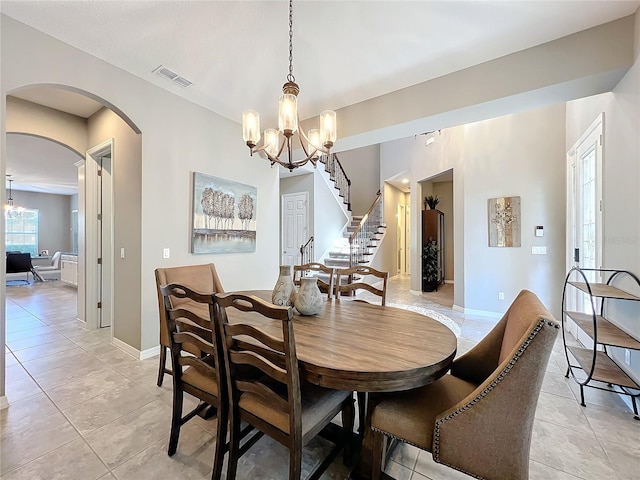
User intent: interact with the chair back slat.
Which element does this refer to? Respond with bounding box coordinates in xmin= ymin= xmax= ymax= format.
xmin=235 ymin=379 xmax=290 ymax=412
xmin=173 ymin=331 xmax=216 ymax=357
xmin=225 ymin=323 xmax=285 ymax=354
xmin=169 ymin=307 xmax=213 ymax=330
xmin=230 ymin=350 xmax=288 ymax=384
xmin=178 ymin=355 xmax=219 ymax=382
xmin=335 ymin=265 xmax=389 ymax=305
xmin=293 ymin=262 xmax=335 ymax=296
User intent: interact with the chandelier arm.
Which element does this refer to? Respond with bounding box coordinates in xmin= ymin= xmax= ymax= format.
xmin=298 ymin=128 xmax=328 ymax=156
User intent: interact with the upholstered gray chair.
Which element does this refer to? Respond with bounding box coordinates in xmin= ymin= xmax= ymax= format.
xmin=370 ymin=289 xmax=559 ymax=480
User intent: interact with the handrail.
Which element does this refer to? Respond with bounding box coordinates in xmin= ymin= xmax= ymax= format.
xmin=319 ymin=153 xmax=351 ymax=212
xmin=348 ymin=190 xmax=383 ymax=267
xmin=349 ymin=190 xmax=382 ymax=243
xmin=299 ymin=236 xmax=314 ymax=265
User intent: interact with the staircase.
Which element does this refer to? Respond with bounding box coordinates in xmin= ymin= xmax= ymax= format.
xmin=299 ymin=155 xmax=386 ymax=283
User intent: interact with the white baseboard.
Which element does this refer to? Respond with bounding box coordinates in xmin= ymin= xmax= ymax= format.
xmin=0 ymin=395 xmax=8 ymax=410
xmin=462 ymin=307 xmax=503 ymax=319
xmin=111 ymin=337 xmax=140 ymax=360
xmin=445 ymin=280 xmax=454 ymax=284
xmin=453 ymin=304 xmax=464 ymax=313
xmin=140 ymin=345 xmax=160 ymax=361
xmin=409 ymin=289 xmax=422 ymax=295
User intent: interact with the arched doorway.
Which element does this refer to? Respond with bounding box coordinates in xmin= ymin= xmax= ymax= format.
xmin=5 ymin=85 xmax=142 ymax=335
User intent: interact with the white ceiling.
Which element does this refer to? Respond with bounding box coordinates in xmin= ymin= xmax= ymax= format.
xmin=2 ymin=0 xmax=639 ymax=193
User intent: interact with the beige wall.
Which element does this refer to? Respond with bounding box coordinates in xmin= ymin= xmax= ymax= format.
xmin=6 ymin=96 xmax=87 ymax=155
xmin=1 ymin=16 xmax=281 ymax=359
xmin=10 ymin=190 xmax=73 ymax=255
xmin=88 ymin=107 xmax=142 ymax=348
xmin=304 ymin=16 xmax=635 ymax=153
xmin=382 ymin=103 xmax=567 ymax=316
xmin=338 ymin=145 xmax=381 ymax=215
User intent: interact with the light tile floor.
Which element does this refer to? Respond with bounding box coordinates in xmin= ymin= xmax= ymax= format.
xmin=2 ymin=277 xmax=639 ymax=479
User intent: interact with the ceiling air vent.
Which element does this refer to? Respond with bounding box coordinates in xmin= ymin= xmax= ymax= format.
xmin=152 ymin=65 xmax=193 ymax=88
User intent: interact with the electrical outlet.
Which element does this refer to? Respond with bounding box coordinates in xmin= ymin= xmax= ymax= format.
xmin=498 ymin=292 xmax=505 ymax=300
xmin=625 ymin=349 xmax=631 ymax=366
xmin=163 ymin=248 xmax=170 ymax=259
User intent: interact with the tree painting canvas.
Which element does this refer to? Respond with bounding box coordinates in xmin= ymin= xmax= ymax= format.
xmin=192 ymin=172 xmax=257 ymax=254
xmin=488 ymin=196 xmax=521 ymax=247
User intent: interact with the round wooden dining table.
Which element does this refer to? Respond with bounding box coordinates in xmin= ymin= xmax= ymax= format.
xmin=230 ymin=292 xmax=458 ymax=479
xmin=233 ymin=291 xmax=458 ymax=392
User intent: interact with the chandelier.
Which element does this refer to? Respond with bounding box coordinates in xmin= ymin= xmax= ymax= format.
xmin=5 ymin=176 xmax=23 ymax=218
xmin=242 ymin=0 xmax=337 ymax=171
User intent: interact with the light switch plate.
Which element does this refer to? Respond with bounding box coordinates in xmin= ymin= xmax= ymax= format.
xmin=532 ymin=246 xmax=547 ymax=255
xmin=163 ymin=248 xmax=170 ymax=259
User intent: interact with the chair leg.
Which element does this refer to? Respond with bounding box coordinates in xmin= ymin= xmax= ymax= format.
xmin=157 ymin=345 xmax=167 ymax=387
xmin=168 ymin=384 xmax=183 ymax=456
xmin=211 ymin=403 xmax=227 ymax=480
xmin=225 ymin=409 xmax=241 ymax=480
xmin=289 ymin=444 xmax=302 ymax=480
xmin=371 ymin=430 xmax=385 ymax=480
xmin=357 ymin=391 xmax=367 ymax=438
xmin=342 ymin=395 xmax=356 ymax=463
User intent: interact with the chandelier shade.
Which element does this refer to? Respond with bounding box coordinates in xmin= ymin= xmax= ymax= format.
xmin=242 ymin=0 xmax=337 ymax=171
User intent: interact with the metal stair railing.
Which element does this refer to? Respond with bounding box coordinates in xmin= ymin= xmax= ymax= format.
xmin=299 ymin=236 xmax=314 ymax=265
xmin=318 ymin=153 xmax=351 ymax=212
xmin=348 ymin=190 xmax=384 ymax=267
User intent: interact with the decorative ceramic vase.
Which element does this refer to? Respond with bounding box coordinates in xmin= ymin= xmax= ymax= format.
xmin=294 ymin=276 xmax=323 ymax=316
xmin=272 ymin=265 xmax=295 ymax=306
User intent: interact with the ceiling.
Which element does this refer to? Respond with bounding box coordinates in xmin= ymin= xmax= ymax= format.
xmin=3 ymin=1 xmax=639 ymax=193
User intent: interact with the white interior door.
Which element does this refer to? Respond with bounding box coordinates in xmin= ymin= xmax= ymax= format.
xmin=281 ymin=192 xmax=308 ymax=266
xmin=566 ymin=114 xmax=603 ymax=317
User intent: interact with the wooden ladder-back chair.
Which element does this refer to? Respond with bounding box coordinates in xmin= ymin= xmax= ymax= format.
xmin=293 ymin=262 xmax=335 ymax=296
xmin=159 ymin=283 xmax=227 ymax=480
xmin=215 ymin=292 xmax=355 ymax=480
xmin=155 ymin=264 xmax=225 ymax=386
xmin=370 ymin=290 xmax=560 ymax=480
xmin=334 ymin=266 xmax=389 ymax=305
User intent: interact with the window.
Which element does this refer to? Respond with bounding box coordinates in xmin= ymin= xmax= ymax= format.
xmin=6 ymin=209 xmax=39 ymax=256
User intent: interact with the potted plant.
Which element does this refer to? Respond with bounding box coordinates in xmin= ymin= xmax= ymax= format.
xmin=422 ymin=237 xmax=440 ymax=292
xmin=424 ymin=195 xmax=440 ymax=210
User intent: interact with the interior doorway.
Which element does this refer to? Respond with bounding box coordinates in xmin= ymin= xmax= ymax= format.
xmin=397 ymin=203 xmax=411 ymax=275
xmin=281 ymin=192 xmax=309 ymax=266
xmin=84 ymin=140 xmax=113 ymax=330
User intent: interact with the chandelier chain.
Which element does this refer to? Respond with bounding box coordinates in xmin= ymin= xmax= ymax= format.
xmin=287 ymin=0 xmax=295 ymax=82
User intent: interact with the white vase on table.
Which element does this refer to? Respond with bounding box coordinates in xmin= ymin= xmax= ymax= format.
xmin=294 ymin=276 xmax=323 ymax=315
xmin=272 ymin=265 xmax=295 ymax=306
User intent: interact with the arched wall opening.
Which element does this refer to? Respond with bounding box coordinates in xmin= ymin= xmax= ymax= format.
xmin=4 ymin=85 xmax=143 ymax=354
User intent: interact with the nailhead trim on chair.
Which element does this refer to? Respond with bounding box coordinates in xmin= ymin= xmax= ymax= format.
xmin=372 ymin=317 xmax=559 ymax=480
